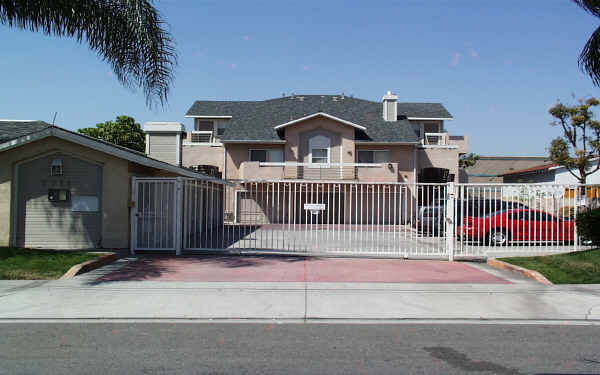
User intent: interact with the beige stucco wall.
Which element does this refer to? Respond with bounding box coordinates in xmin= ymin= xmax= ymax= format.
xmin=0 ymin=136 xmax=180 ymax=248
xmin=284 ymin=117 xmax=355 ymax=164
xmin=224 ymin=144 xmax=285 ymax=180
xmin=355 ymin=144 xmax=416 ymax=183
xmin=417 ymin=148 xmax=459 ymax=182
xmin=182 ymin=144 xmax=224 ymax=172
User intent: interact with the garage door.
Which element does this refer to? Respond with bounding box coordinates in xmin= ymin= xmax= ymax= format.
xmin=15 ymin=153 xmax=102 ymax=249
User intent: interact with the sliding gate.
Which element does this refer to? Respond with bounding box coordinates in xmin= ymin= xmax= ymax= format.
xmin=184 ymin=180 xmax=449 ymax=257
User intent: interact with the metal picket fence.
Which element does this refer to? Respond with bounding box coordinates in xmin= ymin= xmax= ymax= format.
xmin=131 ymin=177 xmax=599 ymax=258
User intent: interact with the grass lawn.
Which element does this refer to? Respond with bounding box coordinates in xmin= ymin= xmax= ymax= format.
xmin=0 ymin=247 xmax=101 ymax=280
xmin=500 ymin=248 xmax=600 ymax=284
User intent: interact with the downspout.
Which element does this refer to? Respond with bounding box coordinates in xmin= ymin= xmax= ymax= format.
xmin=413 ymin=145 xmax=418 ymax=183
xmin=223 ymin=144 xmax=227 ymax=179
xmin=413 ymin=145 xmax=418 ymax=220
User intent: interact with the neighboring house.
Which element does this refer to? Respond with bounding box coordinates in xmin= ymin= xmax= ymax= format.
xmin=145 ymin=91 xmax=468 ymax=184
xmin=464 ymin=156 xmax=551 ymax=183
xmin=501 ymin=159 xmax=600 ymax=184
xmin=0 ymin=120 xmax=214 ymax=249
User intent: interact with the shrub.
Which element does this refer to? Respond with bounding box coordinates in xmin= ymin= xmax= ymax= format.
xmin=576 ymin=207 xmax=600 ymax=246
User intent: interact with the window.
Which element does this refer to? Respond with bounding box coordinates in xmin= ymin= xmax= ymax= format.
xmin=249 ymin=149 xmax=283 ymax=163
xmin=311 ymin=149 xmax=328 ymax=164
xmin=50 ymin=159 xmax=63 ymax=176
xmin=195 ymin=120 xmax=213 ymax=131
xmin=217 ymin=127 xmax=226 ymax=136
xmin=308 ymin=135 xmax=330 ymax=165
xmin=357 ymin=150 xmax=390 ymax=163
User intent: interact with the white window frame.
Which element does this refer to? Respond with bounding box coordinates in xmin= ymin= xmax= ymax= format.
xmin=357 ymin=150 xmax=390 ymax=164
xmin=50 ymin=159 xmax=63 ymax=176
xmin=308 ymin=135 xmax=331 ymax=167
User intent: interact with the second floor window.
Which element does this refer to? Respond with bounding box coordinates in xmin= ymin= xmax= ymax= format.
xmin=308 ymin=135 xmax=331 ymax=165
xmin=357 ymin=150 xmax=390 ymax=163
xmin=311 ymin=149 xmax=328 ymax=164
xmin=249 ymin=149 xmax=283 ymax=163
xmin=195 ymin=120 xmax=213 ymax=131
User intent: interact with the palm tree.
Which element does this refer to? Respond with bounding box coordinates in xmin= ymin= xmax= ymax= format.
xmin=0 ymin=0 xmax=177 ymax=108
xmin=574 ymin=0 xmax=600 ymax=85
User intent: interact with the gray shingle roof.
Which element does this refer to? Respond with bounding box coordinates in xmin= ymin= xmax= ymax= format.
xmin=0 ymin=120 xmax=214 ymax=179
xmin=0 ymin=120 xmax=52 ymax=142
xmin=185 ymin=95 xmax=452 ymax=143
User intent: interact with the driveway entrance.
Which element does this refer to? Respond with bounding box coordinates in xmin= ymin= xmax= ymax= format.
xmin=97 ymin=256 xmax=511 ymax=283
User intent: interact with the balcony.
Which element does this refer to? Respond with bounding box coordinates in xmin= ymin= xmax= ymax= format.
xmin=424 ymin=132 xmax=448 ymax=146
xmin=183 ymin=131 xmax=222 ymax=146
xmin=422 ymin=133 xmax=469 ymax=153
xmin=240 ymin=162 xmax=400 ymax=182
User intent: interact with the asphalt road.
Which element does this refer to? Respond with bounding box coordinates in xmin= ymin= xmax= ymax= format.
xmin=2 ymin=323 xmax=600 ymax=375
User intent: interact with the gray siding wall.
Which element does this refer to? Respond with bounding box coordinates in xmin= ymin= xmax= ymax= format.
xmin=16 ymin=153 xmax=102 ymax=249
xmin=148 ymin=133 xmax=179 ymax=165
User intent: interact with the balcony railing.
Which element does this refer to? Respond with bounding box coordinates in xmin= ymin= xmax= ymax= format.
xmin=424 ymin=132 xmax=448 ymax=146
xmin=189 ymin=131 xmax=215 ymax=144
xmin=240 ymin=162 xmax=399 ymax=181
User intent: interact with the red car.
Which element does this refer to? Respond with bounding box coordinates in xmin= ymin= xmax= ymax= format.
xmin=461 ymin=208 xmax=575 ymax=246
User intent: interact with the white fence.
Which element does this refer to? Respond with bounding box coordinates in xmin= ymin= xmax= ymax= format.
xmin=131 ymin=177 xmax=599 ymax=258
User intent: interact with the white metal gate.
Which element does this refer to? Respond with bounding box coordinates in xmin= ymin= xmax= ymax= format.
xmin=187 ymin=180 xmax=449 ymax=257
xmin=131 ymin=177 xmax=599 ymax=258
xmin=131 ymin=178 xmax=179 ymax=251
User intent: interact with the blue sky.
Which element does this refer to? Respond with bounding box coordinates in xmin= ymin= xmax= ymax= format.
xmin=1 ymin=0 xmax=599 ymax=156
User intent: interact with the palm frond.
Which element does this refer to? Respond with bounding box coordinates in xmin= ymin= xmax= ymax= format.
xmin=574 ymin=0 xmax=600 ymax=86
xmin=579 ymin=25 xmax=600 ymax=86
xmin=0 ymin=0 xmax=177 ymax=108
xmin=573 ymin=0 xmax=600 ymax=18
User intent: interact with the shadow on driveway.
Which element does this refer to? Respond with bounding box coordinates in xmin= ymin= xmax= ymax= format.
xmin=91 ymin=254 xmax=322 ymax=284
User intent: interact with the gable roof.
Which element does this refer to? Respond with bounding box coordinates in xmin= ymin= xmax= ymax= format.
xmin=185 ymin=95 xmax=452 ymax=143
xmin=465 ymin=156 xmax=551 ymax=177
xmin=0 ymin=120 xmax=224 ymax=182
xmin=499 ymin=162 xmax=557 ymax=176
xmin=0 ymin=120 xmax=53 ymax=142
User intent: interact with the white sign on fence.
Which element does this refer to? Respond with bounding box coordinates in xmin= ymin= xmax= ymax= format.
xmin=304 ymin=203 xmax=326 ymax=211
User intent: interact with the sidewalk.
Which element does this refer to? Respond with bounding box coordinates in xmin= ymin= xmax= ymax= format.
xmin=1 ymin=258 xmax=600 ymax=321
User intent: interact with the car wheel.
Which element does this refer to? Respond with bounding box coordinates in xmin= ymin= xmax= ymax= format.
xmin=487 ymin=229 xmax=509 ymax=246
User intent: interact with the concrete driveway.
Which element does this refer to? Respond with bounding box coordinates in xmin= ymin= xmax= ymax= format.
xmin=97 ymin=255 xmax=512 ymax=284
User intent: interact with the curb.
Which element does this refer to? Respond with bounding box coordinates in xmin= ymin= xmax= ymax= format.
xmin=60 ymin=252 xmax=118 ymax=280
xmin=487 ymin=258 xmax=553 ymax=285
